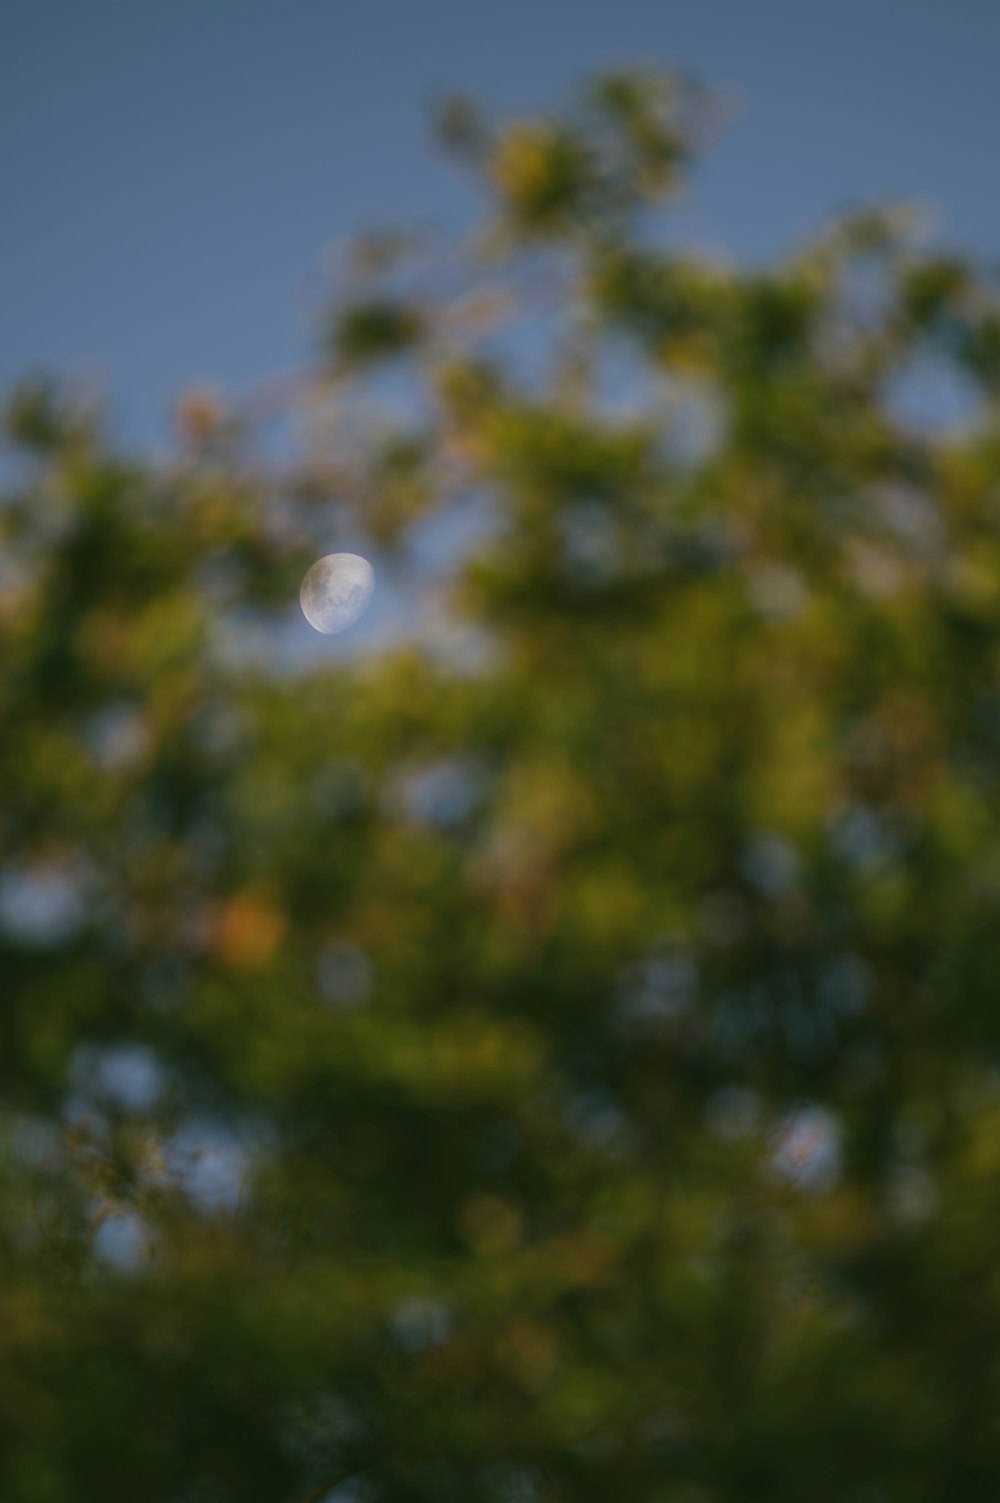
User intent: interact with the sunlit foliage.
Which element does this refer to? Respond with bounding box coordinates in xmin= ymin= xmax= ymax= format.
xmin=4 ymin=69 xmax=1000 ymax=1503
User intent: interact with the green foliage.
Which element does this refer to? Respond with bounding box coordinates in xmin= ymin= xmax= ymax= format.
xmin=5 ymin=69 xmax=1000 ymax=1503
xmin=328 ymin=297 xmax=427 ymax=369
xmin=438 ymin=67 xmax=708 ymax=243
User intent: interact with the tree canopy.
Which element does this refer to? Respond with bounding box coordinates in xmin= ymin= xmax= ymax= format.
xmin=5 ymin=68 xmax=1000 ymax=1503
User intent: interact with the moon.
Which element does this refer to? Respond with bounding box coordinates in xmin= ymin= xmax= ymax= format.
xmin=299 ymin=553 xmax=375 ymax=635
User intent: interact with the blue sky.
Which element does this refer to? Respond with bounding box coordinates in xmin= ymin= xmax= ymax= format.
xmin=3 ymin=0 xmax=999 ymax=445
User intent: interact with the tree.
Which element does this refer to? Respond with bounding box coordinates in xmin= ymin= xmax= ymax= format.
xmin=4 ymin=68 xmax=1000 ymax=1503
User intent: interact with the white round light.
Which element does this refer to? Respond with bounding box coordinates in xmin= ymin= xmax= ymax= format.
xmin=299 ymin=552 xmax=375 ymax=635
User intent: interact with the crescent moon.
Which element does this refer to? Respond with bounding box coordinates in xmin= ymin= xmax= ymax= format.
xmin=299 ymin=553 xmax=375 ymax=635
